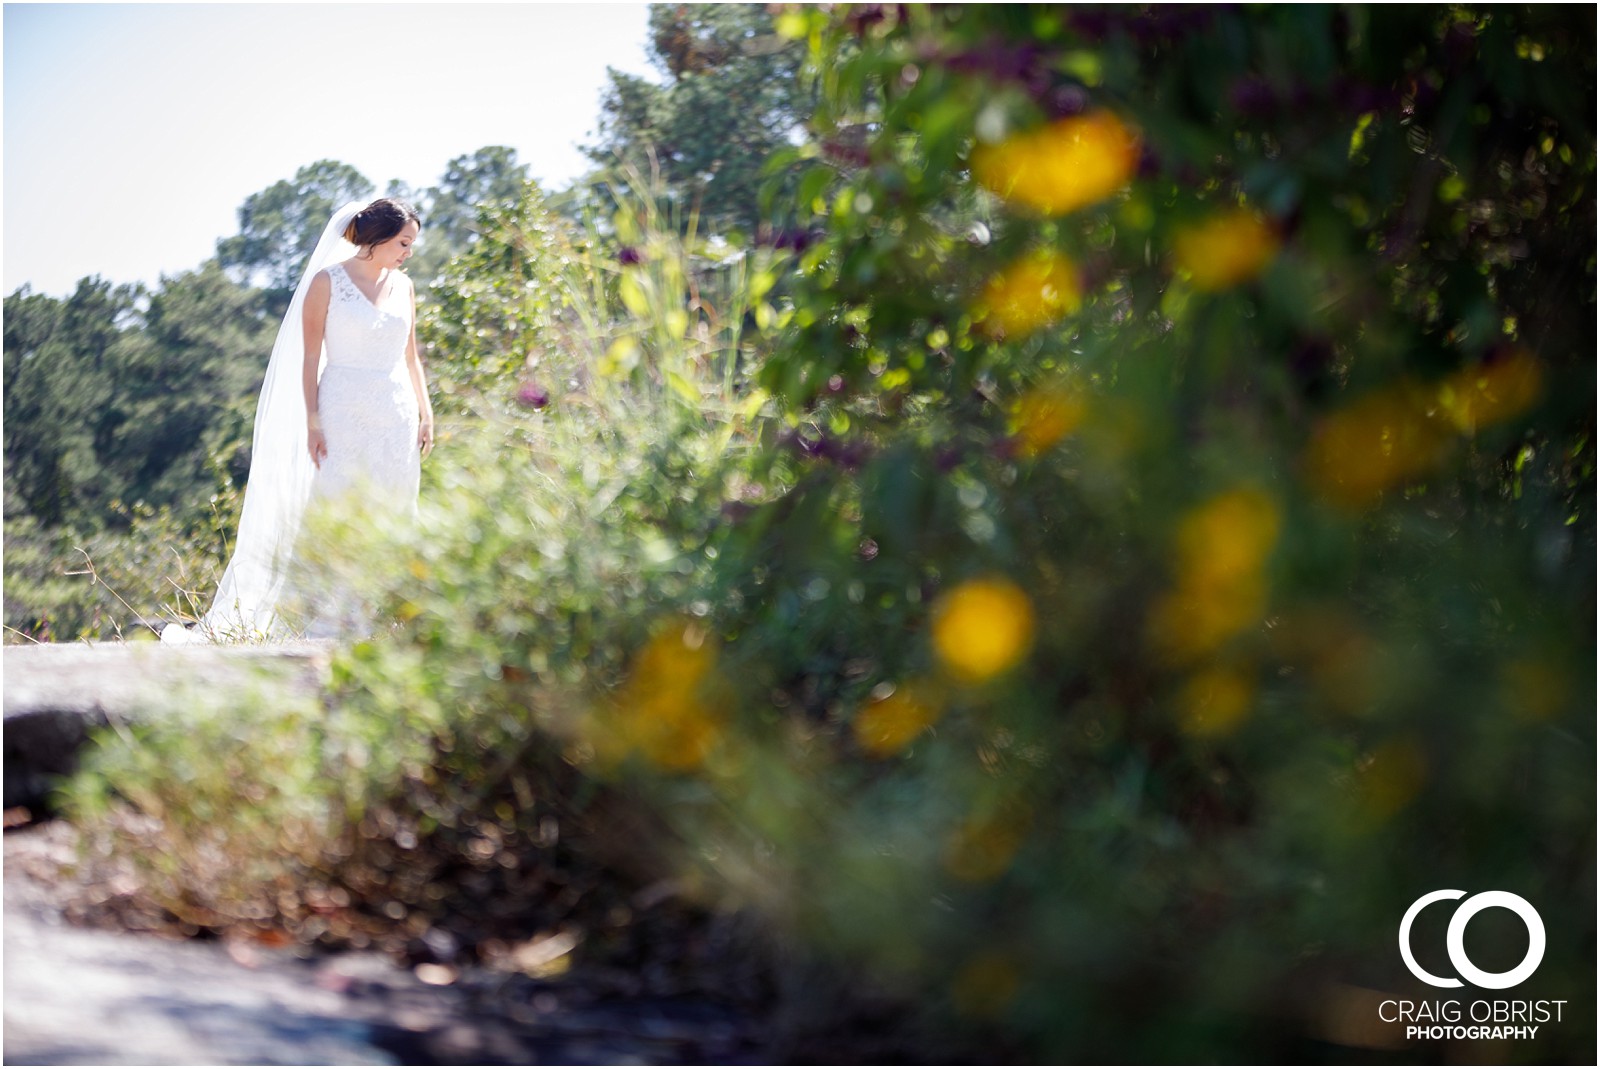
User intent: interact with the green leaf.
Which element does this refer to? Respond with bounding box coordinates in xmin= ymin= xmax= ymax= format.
xmin=619 ymin=272 xmax=650 ymax=317
xmin=667 ymin=371 xmax=702 ymax=405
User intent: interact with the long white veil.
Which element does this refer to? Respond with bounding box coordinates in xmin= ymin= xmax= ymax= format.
xmin=163 ymin=200 xmax=365 ymax=643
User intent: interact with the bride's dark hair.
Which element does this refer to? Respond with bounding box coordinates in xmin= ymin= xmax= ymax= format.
xmin=344 ymin=198 xmax=421 ymax=249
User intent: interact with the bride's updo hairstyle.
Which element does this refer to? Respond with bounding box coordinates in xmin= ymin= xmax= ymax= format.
xmin=344 ymin=198 xmax=421 ymax=250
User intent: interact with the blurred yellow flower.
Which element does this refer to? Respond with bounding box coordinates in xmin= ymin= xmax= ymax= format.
xmin=1272 ymin=608 xmax=1383 ymax=717
xmin=1437 ymin=350 xmax=1544 ymax=433
xmin=1501 ymin=656 xmax=1570 ymax=721
xmin=1304 ymin=387 xmax=1453 ymax=509
xmin=1173 ymin=487 xmax=1281 ymax=593
xmin=1176 ymin=663 xmax=1255 ymax=737
xmin=1172 ymin=209 xmax=1280 ymax=290
xmin=951 ymin=951 xmax=1023 ymax=1019
xmin=972 ymin=110 xmax=1140 ymax=215
xmin=1148 ymin=488 xmax=1281 ymax=663
xmin=1356 ymin=738 xmax=1427 ymax=822
xmin=635 ymin=705 xmax=722 ymax=771
xmin=1148 ymin=581 xmax=1267 ymax=664
xmin=932 ymin=577 xmax=1037 ymax=683
xmin=977 ymin=251 xmax=1082 ymax=337
xmin=944 ymin=806 xmax=1031 ymax=883
xmin=613 ymin=621 xmax=726 ymax=771
xmin=1308 ymin=353 xmax=1545 ymax=509
xmin=1011 ymin=382 xmax=1087 ymax=456
xmin=853 ymin=683 xmax=943 ymax=757
xmin=631 ymin=621 xmax=716 ymax=693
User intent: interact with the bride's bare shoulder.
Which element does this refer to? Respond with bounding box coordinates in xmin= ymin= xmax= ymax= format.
xmin=303 ymin=268 xmax=335 ymax=310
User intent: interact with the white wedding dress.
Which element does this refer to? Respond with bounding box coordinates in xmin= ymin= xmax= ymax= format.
xmin=313 ymin=263 xmax=421 ymax=513
xmin=283 ymin=262 xmax=421 ymax=638
xmin=162 ymin=228 xmax=421 ymax=643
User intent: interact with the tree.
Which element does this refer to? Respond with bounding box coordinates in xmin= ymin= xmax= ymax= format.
xmin=416 ymin=179 xmax=596 ymax=409
xmin=425 ymin=147 xmax=530 ymax=251
xmin=217 ymin=160 xmax=374 ymax=297
xmin=103 ymin=261 xmax=274 ymax=510
xmin=405 ymin=146 xmax=530 ymax=284
xmin=586 ymin=4 xmax=811 ymax=235
xmin=3 ymin=263 xmax=271 ymax=533
xmin=3 ymin=278 xmax=139 ymax=527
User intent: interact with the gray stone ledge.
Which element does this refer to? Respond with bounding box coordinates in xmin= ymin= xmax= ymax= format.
xmin=2 ymin=642 xmax=334 ymax=809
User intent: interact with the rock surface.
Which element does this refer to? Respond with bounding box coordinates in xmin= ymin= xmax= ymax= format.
xmin=4 ymin=821 xmax=767 ymax=1065
xmin=2 ymin=641 xmax=332 ymax=809
xmin=3 ymin=643 xmax=771 ymax=1064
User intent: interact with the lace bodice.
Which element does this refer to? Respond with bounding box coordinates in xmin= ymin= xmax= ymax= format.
xmin=323 ymin=262 xmax=412 ymax=372
xmin=312 ymin=260 xmax=421 ymax=522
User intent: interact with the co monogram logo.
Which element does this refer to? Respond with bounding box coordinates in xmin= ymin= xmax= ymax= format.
xmin=1399 ymin=890 xmax=1546 ymax=990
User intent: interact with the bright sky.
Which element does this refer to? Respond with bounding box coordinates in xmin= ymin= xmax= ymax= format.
xmin=3 ymin=2 xmax=658 ymax=296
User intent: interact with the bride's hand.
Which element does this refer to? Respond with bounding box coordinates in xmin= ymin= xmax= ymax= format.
xmin=419 ymin=419 xmax=435 ymax=458
xmin=308 ymin=428 xmax=328 ymax=468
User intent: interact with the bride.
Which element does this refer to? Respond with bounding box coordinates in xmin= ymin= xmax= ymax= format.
xmin=162 ymin=198 xmax=435 ymax=643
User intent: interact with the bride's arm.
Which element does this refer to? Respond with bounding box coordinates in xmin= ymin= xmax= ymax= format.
xmin=302 ymin=271 xmax=331 ymax=468
xmin=403 ymin=276 xmax=435 ymax=457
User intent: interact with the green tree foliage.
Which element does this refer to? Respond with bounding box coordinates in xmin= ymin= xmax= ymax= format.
xmin=5 ymin=278 xmax=145 ymax=528
xmin=416 ymin=179 xmax=596 ymax=410
xmin=99 ymin=262 xmax=272 ymax=508
xmin=587 ymin=3 xmax=811 ymax=234
xmin=4 ymin=266 xmax=264 ymax=639
xmin=388 ymin=147 xmax=532 ymax=286
xmin=422 ymin=147 xmax=531 ymax=256
xmin=216 ymin=159 xmax=375 ymax=296
xmin=4 ymin=265 xmax=269 ymax=533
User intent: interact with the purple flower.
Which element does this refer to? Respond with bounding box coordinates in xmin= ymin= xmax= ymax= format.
xmin=516 ymin=382 xmax=550 ymax=409
xmin=1229 ymin=76 xmax=1277 ymax=118
xmin=618 ymin=246 xmax=643 ymax=266
xmin=759 ymin=227 xmax=817 ymax=253
xmin=1043 ymin=83 xmax=1090 ymax=119
xmin=845 ymin=4 xmax=889 ymax=37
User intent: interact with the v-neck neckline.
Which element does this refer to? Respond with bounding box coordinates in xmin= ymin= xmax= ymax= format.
xmin=337 ymin=262 xmax=393 ymax=312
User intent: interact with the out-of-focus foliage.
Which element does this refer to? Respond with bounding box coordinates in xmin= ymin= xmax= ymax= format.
xmin=401 ymin=146 xmax=531 ymax=286
xmin=705 ymin=4 xmax=1591 ymax=1060
xmin=3 ymin=501 xmax=233 ymax=643
xmin=418 ymin=166 xmax=779 ymax=422
xmin=49 ymin=4 xmax=1596 ymax=1062
xmin=587 ymin=3 xmax=812 ymax=235
xmin=416 ymin=181 xmax=600 ymax=411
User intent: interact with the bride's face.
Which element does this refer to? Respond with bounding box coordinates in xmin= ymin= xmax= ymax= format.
xmin=372 ymin=221 xmax=421 ymax=270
